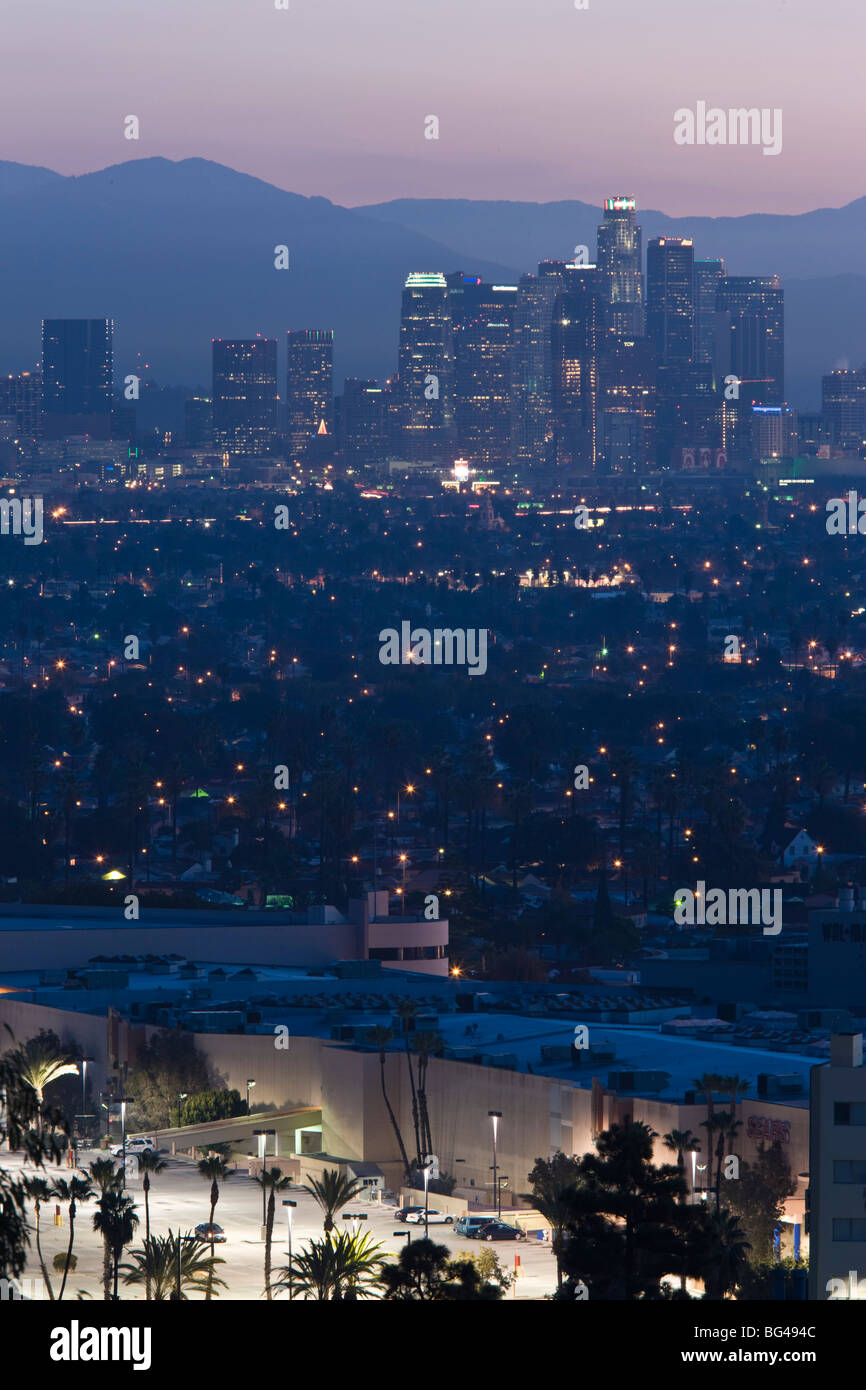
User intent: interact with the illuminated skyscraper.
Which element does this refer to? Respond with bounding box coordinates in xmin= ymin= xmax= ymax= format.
xmin=0 ymin=370 xmax=42 ymax=442
xmin=646 ymin=238 xmax=695 ymax=366
xmin=822 ymin=368 xmax=866 ymax=453
xmin=551 ymin=264 xmax=605 ymax=472
xmin=449 ymin=277 xmax=516 ymax=467
xmin=398 ymin=272 xmax=453 ymax=461
xmin=596 ymin=196 xmax=644 ymax=337
xmin=600 ymin=337 xmax=656 ymax=473
xmin=286 ymin=329 xmax=333 ymax=462
xmin=510 ymin=264 xmax=565 ymax=469
xmin=716 ymin=275 xmax=784 ymax=406
xmin=694 ymin=258 xmax=726 ymax=367
xmin=41 ymin=319 xmax=113 ymax=439
xmin=340 ymin=378 xmax=386 ymax=469
xmin=212 ymin=338 xmax=277 ymax=456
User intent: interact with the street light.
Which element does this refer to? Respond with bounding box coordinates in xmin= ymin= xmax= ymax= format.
xmin=344 ymin=1211 xmax=368 ymax=1240
xmin=246 ymin=1079 xmax=256 ymax=1114
xmin=253 ymin=1130 xmax=276 ymax=1223
xmin=80 ymin=1058 xmax=92 ymax=1117
xmin=393 ymin=1227 xmax=412 ymax=1244
xmin=422 ymin=1160 xmax=434 ymax=1237
xmin=282 ymin=1198 xmax=297 ymax=1298
xmin=489 ymin=1111 xmax=502 ymax=1219
xmin=116 ymin=1097 xmax=130 ymax=1188
xmin=177 ymin=1092 xmax=188 ymax=1127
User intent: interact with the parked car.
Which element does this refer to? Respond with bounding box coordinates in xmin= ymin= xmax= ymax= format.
xmin=393 ymin=1204 xmax=426 ymax=1222
xmin=477 ymin=1221 xmax=527 ymax=1242
xmin=405 ymin=1209 xmax=453 ymax=1225
xmin=109 ymin=1137 xmax=156 ymax=1158
xmin=456 ymin=1215 xmax=495 ymax=1238
xmin=194 ymin=1223 xmax=226 ymax=1244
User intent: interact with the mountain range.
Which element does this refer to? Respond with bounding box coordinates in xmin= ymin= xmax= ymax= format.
xmin=2 ymin=157 xmax=866 ymax=408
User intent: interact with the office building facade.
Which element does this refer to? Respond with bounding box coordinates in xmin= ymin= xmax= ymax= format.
xmin=41 ymin=319 xmax=113 ymax=440
xmin=212 ymin=338 xmax=278 ymax=457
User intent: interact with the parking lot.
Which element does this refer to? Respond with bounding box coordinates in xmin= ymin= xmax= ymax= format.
xmin=4 ymin=1149 xmax=557 ymax=1300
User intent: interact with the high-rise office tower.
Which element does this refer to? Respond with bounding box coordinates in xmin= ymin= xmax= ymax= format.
xmin=41 ymin=319 xmax=113 ymax=439
xmin=212 ymin=338 xmax=277 ymax=457
xmin=600 ymin=336 xmax=657 ymax=473
xmin=551 ymin=265 xmax=605 ymax=472
xmin=646 ymin=238 xmax=695 ymax=367
xmin=822 ymin=368 xmax=866 ymax=453
xmin=694 ymin=258 xmax=726 ymax=367
xmin=596 ymin=196 xmax=644 ymax=337
xmin=184 ymin=395 xmax=213 ymax=447
xmin=398 ymin=272 xmax=453 ymax=461
xmin=0 ymin=370 xmax=42 ymax=442
xmin=286 ymin=329 xmax=333 ymax=462
xmin=340 ymin=378 xmax=386 ymax=469
xmin=449 ymin=278 xmax=516 ymax=468
xmin=509 ymin=269 xmax=563 ymax=470
xmin=716 ymin=275 xmax=784 ymax=406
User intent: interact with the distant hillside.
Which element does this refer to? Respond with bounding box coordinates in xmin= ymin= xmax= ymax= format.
xmin=1 ymin=161 xmax=865 ymax=407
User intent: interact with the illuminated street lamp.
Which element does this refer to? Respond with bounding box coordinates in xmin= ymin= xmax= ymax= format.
xmin=489 ymin=1110 xmax=502 ymax=1218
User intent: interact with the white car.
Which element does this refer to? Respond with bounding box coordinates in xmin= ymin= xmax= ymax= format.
xmin=404 ymin=1209 xmax=453 ymax=1225
xmin=109 ymin=1137 xmax=156 ymax=1158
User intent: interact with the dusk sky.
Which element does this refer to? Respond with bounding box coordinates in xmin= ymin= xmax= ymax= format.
xmin=2 ymin=0 xmax=861 ymax=214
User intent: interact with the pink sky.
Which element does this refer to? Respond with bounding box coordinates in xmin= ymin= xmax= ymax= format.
xmin=1 ymin=0 xmax=859 ymax=214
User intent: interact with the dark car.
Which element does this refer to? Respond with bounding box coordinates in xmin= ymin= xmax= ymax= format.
xmin=194 ymin=1223 xmax=226 ymax=1244
xmin=394 ymin=1204 xmax=426 ymax=1222
xmin=455 ymin=1215 xmax=495 ymax=1238
xmin=477 ymin=1221 xmax=527 ymax=1242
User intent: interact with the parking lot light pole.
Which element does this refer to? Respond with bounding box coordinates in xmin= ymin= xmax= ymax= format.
xmin=423 ymin=1162 xmax=432 ymax=1237
xmin=177 ymin=1091 xmax=188 ymax=1127
xmin=394 ymin=1227 xmax=412 ymax=1245
xmin=254 ymin=1130 xmax=276 ymax=1224
xmin=282 ymin=1199 xmax=297 ymax=1297
xmin=246 ymin=1079 xmax=256 ymax=1114
xmin=488 ymin=1111 xmax=502 ymax=1218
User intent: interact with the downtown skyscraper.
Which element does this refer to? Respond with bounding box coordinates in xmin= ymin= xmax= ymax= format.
xmin=646 ymin=238 xmax=696 ymax=366
xmin=596 ymin=196 xmax=644 ymax=338
xmin=212 ymin=338 xmax=278 ymax=457
xmin=41 ymin=319 xmax=113 ymax=440
xmin=398 ymin=272 xmax=453 ymax=461
xmin=286 ymin=329 xmax=334 ymax=463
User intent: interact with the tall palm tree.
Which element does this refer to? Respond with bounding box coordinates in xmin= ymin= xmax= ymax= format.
xmin=521 ymin=1182 xmax=580 ymax=1290
xmin=367 ymin=1026 xmax=411 ymax=1180
xmin=24 ymin=1175 xmax=55 ymax=1300
xmin=412 ymin=1031 xmax=441 ymax=1161
xmin=303 ymin=1169 xmax=366 ymax=1235
xmin=137 ymin=1149 xmax=167 ymax=1301
xmin=93 ymin=1190 xmax=139 ymax=1300
xmin=122 ymin=1232 xmax=226 ymax=1301
xmin=197 ymin=1155 xmax=230 ymax=1301
xmin=692 ymin=1073 xmax=723 ymax=1199
xmin=275 ymin=1230 xmax=387 ymax=1301
xmin=255 ymin=1166 xmax=292 ymax=1300
xmin=51 ymin=1174 xmax=94 ymax=1300
xmin=720 ymin=1074 xmax=750 ymax=1122
xmin=713 ymin=1113 xmax=743 ymax=1213
xmin=86 ymin=1157 xmax=123 ymax=1299
xmin=395 ymin=1001 xmax=422 ymax=1168
xmin=662 ymin=1129 xmax=702 ymax=1203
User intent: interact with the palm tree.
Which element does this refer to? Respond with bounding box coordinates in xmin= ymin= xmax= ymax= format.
xmin=255 ymin=1166 xmax=292 ymax=1300
xmin=699 ymin=1210 xmax=751 ymax=1299
xmin=122 ymin=1232 xmax=226 ymax=1301
xmin=275 ymin=1230 xmax=387 ymax=1301
xmin=15 ymin=1041 xmax=79 ymax=1106
xmin=693 ymin=1073 xmax=723 ymax=1199
xmin=395 ymin=1000 xmax=422 ymax=1167
xmin=662 ymin=1129 xmax=702 ymax=1203
xmin=86 ymin=1157 xmax=122 ymax=1299
xmin=93 ymin=1190 xmax=139 ymax=1300
xmin=720 ymin=1073 xmax=750 ymax=1122
xmin=137 ymin=1150 xmax=167 ymax=1301
xmin=304 ymin=1168 xmax=366 ymax=1235
xmin=24 ymin=1175 xmax=55 ymax=1300
xmin=197 ymin=1155 xmax=230 ymax=1301
xmin=412 ymin=1031 xmax=441 ymax=1162
xmin=713 ymin=1113 xmax=743 ymax=1213
xmin=51 ymin=1174 xmax=94 ymax=1300
xmin=367 ymin=1026 xmax=411 ymax=1180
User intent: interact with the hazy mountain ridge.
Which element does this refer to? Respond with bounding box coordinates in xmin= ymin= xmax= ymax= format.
xmin=1 ymin=159 xmax=864 ymax=406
